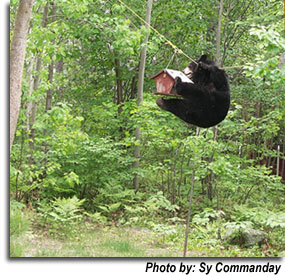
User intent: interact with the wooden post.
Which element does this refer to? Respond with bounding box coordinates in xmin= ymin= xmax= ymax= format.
xmin=133 ymin=0 xmax=153 ymax=191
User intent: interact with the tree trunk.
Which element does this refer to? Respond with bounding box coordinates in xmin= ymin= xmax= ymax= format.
xmin=25 ymin=55 xmax=34 ymax=131
xmin=204 ymin=0 xmax=224 ymax=201
xmin=114 ymin=58 xmax=123 ymax=114
xmin=133 ymin=0 xmax=153 ymax=191
xmin=45 ymin=2 xmax=56 ymax=112
xmin=183 ymin=167 xmax=196 ymax=257
xmin=130 ymin=75 xmax=137 ymax=99
xmin=28 ymin=3 xmax=49 ymax=163
xmin=183 ymin=128 xmax=200 ymax=257
xmin=45 ymin=61 xmax=54 ymax=112
xmin=216 ymin=0 xmax=224 ymax=67
xmin=10 ymin=0 xmax=33 ymax=152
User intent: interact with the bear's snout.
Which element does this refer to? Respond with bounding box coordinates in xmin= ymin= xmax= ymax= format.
xmin=183 ymin=66 xmax=193 ymax=78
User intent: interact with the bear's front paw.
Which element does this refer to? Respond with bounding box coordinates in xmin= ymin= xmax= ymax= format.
xmin=174 ymin=77 xmax=183 ymax=94
xmin=156 ymin=97 xmax=164 ymax=108
xmin=156 ymin=97 xmax=168 ymax=111
xmin=174 ymin=76 xmax=182 ymax=87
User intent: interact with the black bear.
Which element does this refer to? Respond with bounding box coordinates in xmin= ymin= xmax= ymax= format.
xmin=156 ymin=54 xmax=230 ymax=128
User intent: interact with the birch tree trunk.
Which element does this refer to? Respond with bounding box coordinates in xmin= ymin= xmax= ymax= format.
xmin=25 ymin=55 xmax=34 ymax=131
xmin=133 ymin=0 xmax=153 ymax=191
xmin=216 ymin=0 xmax=224 ymax=67
xmin=45 ymin=2 xmax=56 ymax=112
xmin=10 ymin=0 xmax=33 ymax=152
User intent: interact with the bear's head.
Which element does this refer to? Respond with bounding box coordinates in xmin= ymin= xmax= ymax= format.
xmin=183 ymin=54 xmax=215 ymax=84
xmin=184 ymin=54 xmax=215 ymax=74
xmin=183 ymin=55 xmax=208 ymax=77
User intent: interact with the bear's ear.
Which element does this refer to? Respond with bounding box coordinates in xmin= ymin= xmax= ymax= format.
xmin=199 ymin=54 xmax=207 ymax=62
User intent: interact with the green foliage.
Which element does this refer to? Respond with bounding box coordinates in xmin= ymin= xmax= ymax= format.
xmin=192 ymin=208 xmax=224 ymax=226
xmin=37 ymin=196 xmax=85 ymax=237
xmin=10 ymin=200 xmax=30 ymax=237
xmin=121 ymin=192 xmax=179 ymax=227
xmin=224 ymin=220 xmax=253 ymax=232
xmin=145 ymin=191 xmax=179 ymax=213
xmin=10 ymin=200 xmax=31 ymax=257
xmin=84 ymin=212 xmax=107 ymax=225
xmin=232 ymin=205 xmax=285 ymax=229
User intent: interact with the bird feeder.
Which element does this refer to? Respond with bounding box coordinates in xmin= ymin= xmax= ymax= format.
xmin=151 ymin=69 xmax=193 ymax=97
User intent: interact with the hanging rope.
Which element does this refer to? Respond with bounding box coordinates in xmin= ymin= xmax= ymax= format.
xmin=117 ymin=0 xmax=198 ymax=65
xmin=166 ymin=49 xmax=178 ymax=69
xmin=116 ymin=0 xmax=245 ymax=69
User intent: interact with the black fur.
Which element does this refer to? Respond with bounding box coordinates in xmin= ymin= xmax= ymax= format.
xmin=156 ymin=55 xmax=230 ymax=128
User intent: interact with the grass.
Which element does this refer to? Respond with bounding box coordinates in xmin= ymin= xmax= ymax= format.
xmin=11 ymin=223 xmax=280 ymax=257
xmin=10 ymin=211 xmax=284 ymax=257
xmin=10 ymin=224 xmax=181 ymax=257
xmin=100 ymin=240 xmax=143 ymax=256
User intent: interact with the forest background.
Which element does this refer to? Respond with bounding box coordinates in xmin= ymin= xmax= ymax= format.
xmin=8 ymin=0 xmax=285 ymax=258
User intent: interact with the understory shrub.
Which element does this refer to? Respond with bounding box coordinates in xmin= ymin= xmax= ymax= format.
xmin=37 ymin=196 xmax=85 ymax=237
